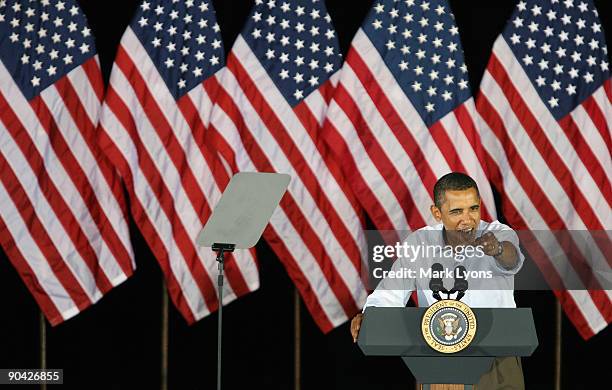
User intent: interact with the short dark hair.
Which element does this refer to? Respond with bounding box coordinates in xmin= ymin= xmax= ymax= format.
xmin=433 ymin=172 xmax=480 ymax=208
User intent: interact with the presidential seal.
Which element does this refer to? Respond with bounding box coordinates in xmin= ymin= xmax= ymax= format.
xmin=421 ymin=300 xmax=477 ymax=353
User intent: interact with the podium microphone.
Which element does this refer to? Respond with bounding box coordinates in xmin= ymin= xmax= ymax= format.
xmin=450 ymin=265 xmax=469 ymax=301
xmin=429 ymin=263 xmax=448 ymax=301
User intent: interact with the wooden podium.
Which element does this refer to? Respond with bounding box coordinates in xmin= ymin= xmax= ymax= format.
xmin=357 ymin=307 xmax=538 ymax=389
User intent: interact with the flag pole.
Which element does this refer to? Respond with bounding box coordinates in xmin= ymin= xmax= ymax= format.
xmin=554 ymin=300 xmax=562 ymax=390
xmin=39 ymin=311 xmax=47 ymax=390
xmin=294 ymin=288 xmax=301 ymax=390
xmin=161 ymin=279 xmax=169 ymax=390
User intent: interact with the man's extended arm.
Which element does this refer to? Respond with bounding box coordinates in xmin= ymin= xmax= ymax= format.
xmin=494 ymin=240 xmax=519 ymax=270
xmin=475 ymin=230 xmax=522 ymax=272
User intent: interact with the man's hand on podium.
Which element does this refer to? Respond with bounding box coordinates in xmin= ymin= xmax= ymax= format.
xmin=350 ymin=313 xmax=364 ymax=343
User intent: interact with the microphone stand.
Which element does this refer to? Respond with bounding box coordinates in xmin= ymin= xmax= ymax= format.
xmin=430 ymin=266 xmax=468 ymax=301
xmin=448 ymin=266 xmax=468 ymax=301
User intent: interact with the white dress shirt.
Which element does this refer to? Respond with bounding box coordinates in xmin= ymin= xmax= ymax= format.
xmin=364 ymin=220 xmax=525 ymax=309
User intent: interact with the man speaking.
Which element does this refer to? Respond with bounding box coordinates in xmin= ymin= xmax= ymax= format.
xmin=351 ymin=172 xmax=525 ymax=390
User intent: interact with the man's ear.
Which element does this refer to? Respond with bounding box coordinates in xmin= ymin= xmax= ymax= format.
xmin=430 ymin=205 xmax=442 ymax=222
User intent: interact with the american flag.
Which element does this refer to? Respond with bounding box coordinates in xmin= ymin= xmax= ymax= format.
xmin=209 ymin=0 xmax=368 ymax=332
xmin=0 ymin=0 xmax=134 ymax=325
xmin=323 ymin=0 xmax=497 ymax=232
xmin=98 ymin=0 xmax=259 ymax=324
xmin=475 ymin=0 xmax=611 ymax=339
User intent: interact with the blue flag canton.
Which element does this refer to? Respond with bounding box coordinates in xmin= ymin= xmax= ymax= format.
xmin=241 ymin=0 xmax=342 ymax=106
xmin=131 ymin=0 xmax=224 ymax=100
xmin=0 ymin=0 xmax=96 ymax=100
xmin=362 ymin=0 xmax=472 ymax=127
xmin=503 ymin=0 xmax=610 ymax=119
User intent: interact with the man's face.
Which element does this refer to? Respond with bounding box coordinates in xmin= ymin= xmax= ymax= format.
xmin=430 ymin=188 xmax=481 ymax=244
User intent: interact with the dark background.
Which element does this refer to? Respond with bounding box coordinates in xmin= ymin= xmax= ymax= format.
xmin=1 ymin=1 xmax=611 ymax=389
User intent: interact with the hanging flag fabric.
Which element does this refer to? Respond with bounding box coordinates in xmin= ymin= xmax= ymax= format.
xmin=98 ymin=0 xmax=259 ymax=324
xmin=0 ymin=0 xmax=135 ymax=325
xmin=323 ymin=0 xmax=497 ymax=232
xmin=475 ymin=0 xmax=611 ymax=339
xmin=209 ymin=0 xmax=368 ymax=332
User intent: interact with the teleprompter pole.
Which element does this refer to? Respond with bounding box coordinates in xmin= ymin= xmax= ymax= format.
xmin=161 ymin=279 xmax=169 ymax=390
xmin=39 ymin=312 xmax=47 ymax=390
xmin=212 ymin=243 xmax=235 ymax=390
xmin=294 ymin=288 xmax=301 ymax=390
xmin=554 ymin=300 xmax=562 ymax=390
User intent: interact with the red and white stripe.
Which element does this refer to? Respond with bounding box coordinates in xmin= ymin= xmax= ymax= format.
xmin=98 ymin=28 xmax=259 ymax=323
xmin=323 ymin=29 xmax=497 ymax=232
xmin=209 ymin=35 xmax=368 ymax=332
xmin=476 ymin=36 xmax=612 ymax=339
xmin=0 ymin=56 xmax=134 ymax=325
